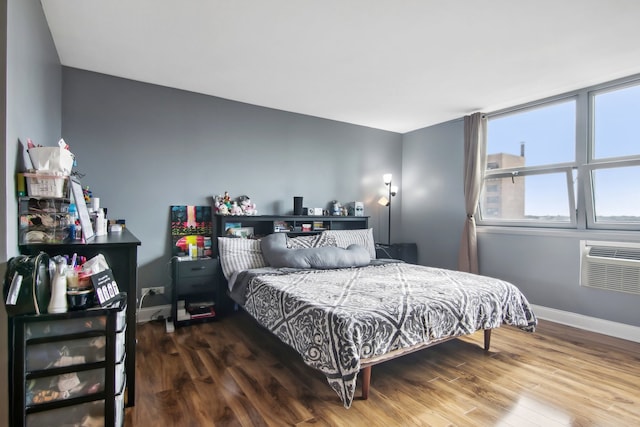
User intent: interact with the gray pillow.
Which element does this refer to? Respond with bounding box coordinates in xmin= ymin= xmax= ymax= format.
xmin=261 ymin=233 xmax=370 ymax=269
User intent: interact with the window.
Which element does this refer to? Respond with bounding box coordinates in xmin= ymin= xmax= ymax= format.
xmin=586 ymin=82 xmax=640 ymax=228
xmin=479 ymin=76 xmax=640 ymax=230
xmin=479 ymin=99 xmax=577 ymax=227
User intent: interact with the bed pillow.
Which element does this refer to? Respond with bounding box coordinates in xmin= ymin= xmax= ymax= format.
xmin=321 ymin=228 xmax=376 ymax=259
xmin=261 ymin=233 xmax=370 ymax=269
xmin=218 ymin=237 xmax=268 ymax=280
xmin=287 ymin=233 xmax=337 ymax=249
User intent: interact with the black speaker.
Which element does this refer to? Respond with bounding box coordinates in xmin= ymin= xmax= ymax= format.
xmin=293 ymin=196 xmax=303 ymax=215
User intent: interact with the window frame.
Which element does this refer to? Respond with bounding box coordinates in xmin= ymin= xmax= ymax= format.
xmin=582 ymin=159 xmax=640 ymax=230
xmin=584 ymin=80 xmax=640 ymax=230
xmin=478 ymin=96 xmax=579 ymax=228
xmin=480 ymin=164 xmax=577 ymax=228
xmin=478 ymin=74 xmax=640 ymax=232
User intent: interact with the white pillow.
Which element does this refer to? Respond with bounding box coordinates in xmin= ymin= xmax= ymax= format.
xmin=218 ymin=237 xmax=267 ymax=280
xmin=321 ymin=228 xmax=376 ymax=259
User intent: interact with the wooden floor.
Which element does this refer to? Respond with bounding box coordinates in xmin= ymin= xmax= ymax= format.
xmin=126 ymin=311 xmax=640 ymax=426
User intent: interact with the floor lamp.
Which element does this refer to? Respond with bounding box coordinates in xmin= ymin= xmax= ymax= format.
xmin=378 ymin=173 xmax=397 ymax=246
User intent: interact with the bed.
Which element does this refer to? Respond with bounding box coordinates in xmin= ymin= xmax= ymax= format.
xmin=218 ymin=229 xmax=537 ymax=408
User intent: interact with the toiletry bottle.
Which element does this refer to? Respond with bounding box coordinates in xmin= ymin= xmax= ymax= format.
xmin=68 ymin=203 xmax=77 ymax=240
xmin=75 ymin=220 xmax=82 ymax=240
xmin=48 ymin=259 xmax=68 ymax=313
xmin=95 ymin=208 xmax=106 ymax=236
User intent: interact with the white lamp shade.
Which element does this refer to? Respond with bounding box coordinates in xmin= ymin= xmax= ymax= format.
xmin=383 ymin=173 xmax=392 ymax=185
xmin=378 ymin=196 xmax=389 ymax=206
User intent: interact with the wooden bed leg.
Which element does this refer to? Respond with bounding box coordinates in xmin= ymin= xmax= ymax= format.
xmin=484 ymin=329 xmax=492 ymax=351
xmin=361 ymin=366 xmax=371 ymax=400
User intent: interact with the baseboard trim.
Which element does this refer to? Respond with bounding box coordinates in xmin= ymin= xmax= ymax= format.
xmin=135 ymin=303 xmax=640 ymax=342
xmin=532 ymin=304 xmax=640 ymax=343
xmin=137 ymin=304 xmax=171 ymax=323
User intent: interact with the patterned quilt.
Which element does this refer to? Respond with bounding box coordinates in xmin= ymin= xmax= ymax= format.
xmin=235 ymin=262 xmax=537 ymax=408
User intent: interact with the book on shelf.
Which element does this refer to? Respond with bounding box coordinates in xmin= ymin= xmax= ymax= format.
xmin=189 ymin=307 xmax=216 ymax=319
xmin=312 ymin=221 xmax=326 ymax=230
xmin=186 ymin=300 xmax=215 ymax=315
xmin=273 ymin=221 xmax=290 ymax=232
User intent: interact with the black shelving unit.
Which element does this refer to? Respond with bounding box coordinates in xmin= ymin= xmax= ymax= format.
xmin=8 ymin=296 xmax=127 ymax=426
xmin=19 ymin=229 xmax=141 ymax=406
xmin=214 ymin=215 xmax=369 ymax=256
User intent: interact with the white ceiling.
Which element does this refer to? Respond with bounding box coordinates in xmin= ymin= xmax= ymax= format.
xmin=41 ymin=0 xmax=640 ymax=133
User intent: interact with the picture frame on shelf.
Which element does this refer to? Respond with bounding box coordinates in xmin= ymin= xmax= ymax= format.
xmin=224 ymin=222 xmax=242 ymax=234
xmin=230 ymin=227 xmax=254 ymax=238
xmin=170 ymin=205 xmax=213 ymax=256
xmin=70 ymin=179 xmax=94 ymax=241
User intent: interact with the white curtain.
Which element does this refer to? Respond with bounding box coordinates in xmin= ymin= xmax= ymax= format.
xmin=458 ymin=112 xmax=487 ymax=274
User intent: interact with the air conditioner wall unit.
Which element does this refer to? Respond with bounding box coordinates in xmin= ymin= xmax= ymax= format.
xmin=581 ymin=241 xmax=640 ymax=295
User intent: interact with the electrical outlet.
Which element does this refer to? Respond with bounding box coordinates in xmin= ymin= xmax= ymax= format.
xmin=143 ymin=286 xmax=165 ymax=295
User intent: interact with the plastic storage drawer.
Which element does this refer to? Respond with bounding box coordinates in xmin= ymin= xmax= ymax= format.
xmin=26 ymin=335 xmax=107 ymax=371
xmin=26 ymin=368 xmax=105 ymax=406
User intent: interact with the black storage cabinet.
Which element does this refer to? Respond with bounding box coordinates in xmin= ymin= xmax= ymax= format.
xmin=8 ymin=296 xmax=127 ymax=427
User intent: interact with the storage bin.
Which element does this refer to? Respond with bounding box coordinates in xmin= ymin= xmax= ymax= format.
xmin=116 ymin=327 xmax=126 ymax=363
xmin=25 ymin=315 xmax=108 ymax=339
xmin=11 ymin=298 xmax=128 ymax=426
xmin=26 ymin=336 xmax=107 ymax=371
xmin=116 ymin=357 xmax=126 ymax=392
xmin=26 ymin=367 xmax=105 ymax=406
xmin=26 ymin=399 xmax=105 ymax=427
xmin=115 ymin=392 xmax=125 ymax=427
xmin=27 ymin=146 xmax=74 ymax=175
xmin=24 ymin=172 xmax=69 ymax=198
xmin=116 ymin=307 xmax=126 ymax=331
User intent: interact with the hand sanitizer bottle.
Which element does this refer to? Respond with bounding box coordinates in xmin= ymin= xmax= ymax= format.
xmin=48 ymin=259 xmax=68 ymax=313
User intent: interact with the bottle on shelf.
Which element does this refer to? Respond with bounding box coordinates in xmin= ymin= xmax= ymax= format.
xmin=68 ymin=203 xmax=78 ymax=241
xmin=48 ymin=258 xmax=68 ymax=313
xmin=69 ymin=203 xmax=78 ymax=222
xmin=74 ymin=220 xmax=82 ymax=240
xmin=95 ymin=208 xmax=107 ymax=236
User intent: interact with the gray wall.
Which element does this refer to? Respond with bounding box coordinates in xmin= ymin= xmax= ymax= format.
xmin=61 ymin=67 xmax=403 ymax=305
xmin=401 ymin=119 xmax=640 ymax=328
xmin=479 ymin=230 xmax=640 ymax=327
xmin=401 ymin=119 xmax=465 ymax=269
xmin=1 ymin=0 xmax=62 ymax=424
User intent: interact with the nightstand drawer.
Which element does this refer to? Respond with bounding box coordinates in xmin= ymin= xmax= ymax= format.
xmin=175 ymin=259 xmax=218 ymax=280
xmin=178 ymin=277 xmax=217 ymax=295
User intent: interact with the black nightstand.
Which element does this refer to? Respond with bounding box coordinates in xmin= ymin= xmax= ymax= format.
xmin=376 ymin=243 xmax=418 ymax=264
xmin=171 ymin=257 xmax=227 ymax=327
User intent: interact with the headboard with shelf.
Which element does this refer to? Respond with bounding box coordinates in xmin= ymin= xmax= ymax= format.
xmin=214 ymin=215 xmax=369 ymax=257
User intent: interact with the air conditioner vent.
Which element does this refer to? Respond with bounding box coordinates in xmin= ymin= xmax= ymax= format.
xmin=588 ymin=246 xmax=640 ymax=261
xmin=582 ymin=243 xmax=640 ymax=295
